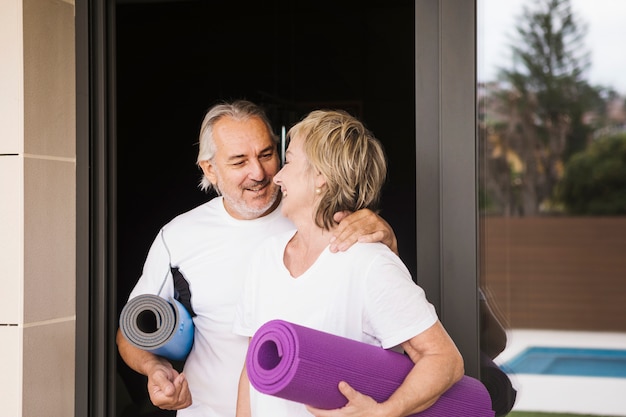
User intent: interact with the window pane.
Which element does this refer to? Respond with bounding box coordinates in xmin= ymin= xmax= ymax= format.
xmin=478 ymin=0 xmax=626 ymax=415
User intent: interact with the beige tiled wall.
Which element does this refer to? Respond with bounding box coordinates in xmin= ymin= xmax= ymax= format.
xmin=1 ymin=0 xmax=76 ymax=415
xmin=23 ymin=320 xmax=76 ymax=416
xmin=0 ymin=0 xmax=25 ymax=415
xmin=0 ymin=157 xmax=23 ymax=323
xmin=0 ymin=326 xmax=21 ymax=417
xmin=0 ymin=0 xmax=23 ymax=154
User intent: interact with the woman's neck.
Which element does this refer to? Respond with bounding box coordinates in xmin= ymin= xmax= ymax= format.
xmin=283 ymin=223 xmax=334 ymax=278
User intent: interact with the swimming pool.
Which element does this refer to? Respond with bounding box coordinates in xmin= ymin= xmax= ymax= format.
xmin=503 ymin=346 xmax=626 ymax=378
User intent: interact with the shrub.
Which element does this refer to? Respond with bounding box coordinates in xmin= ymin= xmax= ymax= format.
xmin=556 ymin=133 xmax=626 ymax=215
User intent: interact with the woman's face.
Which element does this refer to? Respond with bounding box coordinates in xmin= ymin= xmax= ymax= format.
xmin=273 ymin=133 xmax=321 ymax=223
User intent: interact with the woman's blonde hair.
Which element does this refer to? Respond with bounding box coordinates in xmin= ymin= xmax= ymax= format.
xmin=288 ymin=110 xmax=387 ymax=230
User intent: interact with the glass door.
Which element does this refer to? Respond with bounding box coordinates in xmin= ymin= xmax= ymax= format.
xmin=478 ymin=0 xmax=626 ymax=415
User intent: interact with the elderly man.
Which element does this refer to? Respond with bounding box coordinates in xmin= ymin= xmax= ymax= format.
xmin=116 ymin=100 xmax=397 ymax=417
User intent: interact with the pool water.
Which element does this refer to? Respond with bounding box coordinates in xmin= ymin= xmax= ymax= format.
xmin=503 ymin=346 xmax=626 ymax=378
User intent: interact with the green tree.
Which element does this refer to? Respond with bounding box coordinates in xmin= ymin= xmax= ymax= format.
xmin=490 ymin=0 xmax=601 ymax=215
xmin=557 ymin=134 xmax=626 ymax=215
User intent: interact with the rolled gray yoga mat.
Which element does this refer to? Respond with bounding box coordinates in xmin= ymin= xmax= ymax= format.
xmin=120 ymin=294 xmax=194 ymax=361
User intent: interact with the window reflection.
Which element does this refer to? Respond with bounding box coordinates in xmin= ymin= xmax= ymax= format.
xmin=478 ymin=0 xmax=626 ymax=415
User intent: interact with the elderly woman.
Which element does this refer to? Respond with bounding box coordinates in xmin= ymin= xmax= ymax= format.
xmin=234 ymin=110 xmax=464 ymax=417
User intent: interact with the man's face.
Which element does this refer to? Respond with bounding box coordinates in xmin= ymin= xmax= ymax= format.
xmin=199 ymin=116 xmax=281 ymax=220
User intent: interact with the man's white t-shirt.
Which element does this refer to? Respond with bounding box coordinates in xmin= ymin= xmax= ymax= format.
xmin=127 ymin=197 xmax=294 ymax=417
xmin=234 ymin=229 xmax=439 ymax=417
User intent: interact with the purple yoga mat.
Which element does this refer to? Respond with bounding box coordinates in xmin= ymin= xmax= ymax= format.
xmin=246 ymin=319 xmax=495 ymax=417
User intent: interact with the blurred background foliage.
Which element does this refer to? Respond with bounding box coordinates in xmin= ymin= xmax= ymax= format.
xmin=479 ymin=0 xmax=626 ymax=216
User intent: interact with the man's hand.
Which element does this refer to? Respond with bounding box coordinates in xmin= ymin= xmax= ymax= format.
xmin=331 ymin=209 xmax=398 ymax=255
xmin=147 ymin=363 xmax=192 ymax=410
xmin=117 ymin=328 xmax=193 ymax=410
xmin=306 ymin=381 xmax=386 ymax=417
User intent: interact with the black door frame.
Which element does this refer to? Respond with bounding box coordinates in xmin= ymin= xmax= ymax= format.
xmin=76 ymin=0 xmax=119 ymax=415
xmin=75 ymin=1 xmax=478 ymax=415
xmin=415 ymin=0 xmax=479 ymax=377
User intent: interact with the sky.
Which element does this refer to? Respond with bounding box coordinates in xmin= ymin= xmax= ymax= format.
xmin=478 ymin=0 xmax=626 ymax=94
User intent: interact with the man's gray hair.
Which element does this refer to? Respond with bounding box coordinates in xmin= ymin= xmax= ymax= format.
xmin=196 ymin=100 xmax=278 ymax=192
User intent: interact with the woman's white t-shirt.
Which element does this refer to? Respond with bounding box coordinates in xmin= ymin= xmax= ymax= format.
xmin=234 ymin=229 xmax=439 ymax=417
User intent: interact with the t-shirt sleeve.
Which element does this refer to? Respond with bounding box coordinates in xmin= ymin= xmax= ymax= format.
xmin=127 ymin=229 xmax=175 ymax=301
xmin=363 ymin=250 xmax=439 ymax=349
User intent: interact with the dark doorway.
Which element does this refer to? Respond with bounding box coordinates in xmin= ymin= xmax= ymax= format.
xmin=115 ymin=1 xmax=415 ymax=415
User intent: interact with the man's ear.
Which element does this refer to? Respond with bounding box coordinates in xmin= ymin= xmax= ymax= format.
xmin=199 ymin=160 xmax=217 ymax=186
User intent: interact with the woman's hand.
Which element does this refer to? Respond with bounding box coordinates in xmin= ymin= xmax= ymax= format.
xmin=306 ymin=381 xmax=387 ymax=417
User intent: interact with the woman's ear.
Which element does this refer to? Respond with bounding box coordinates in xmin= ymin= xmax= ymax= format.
xmin=314 ymin=172 xmax=327 ymax=190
